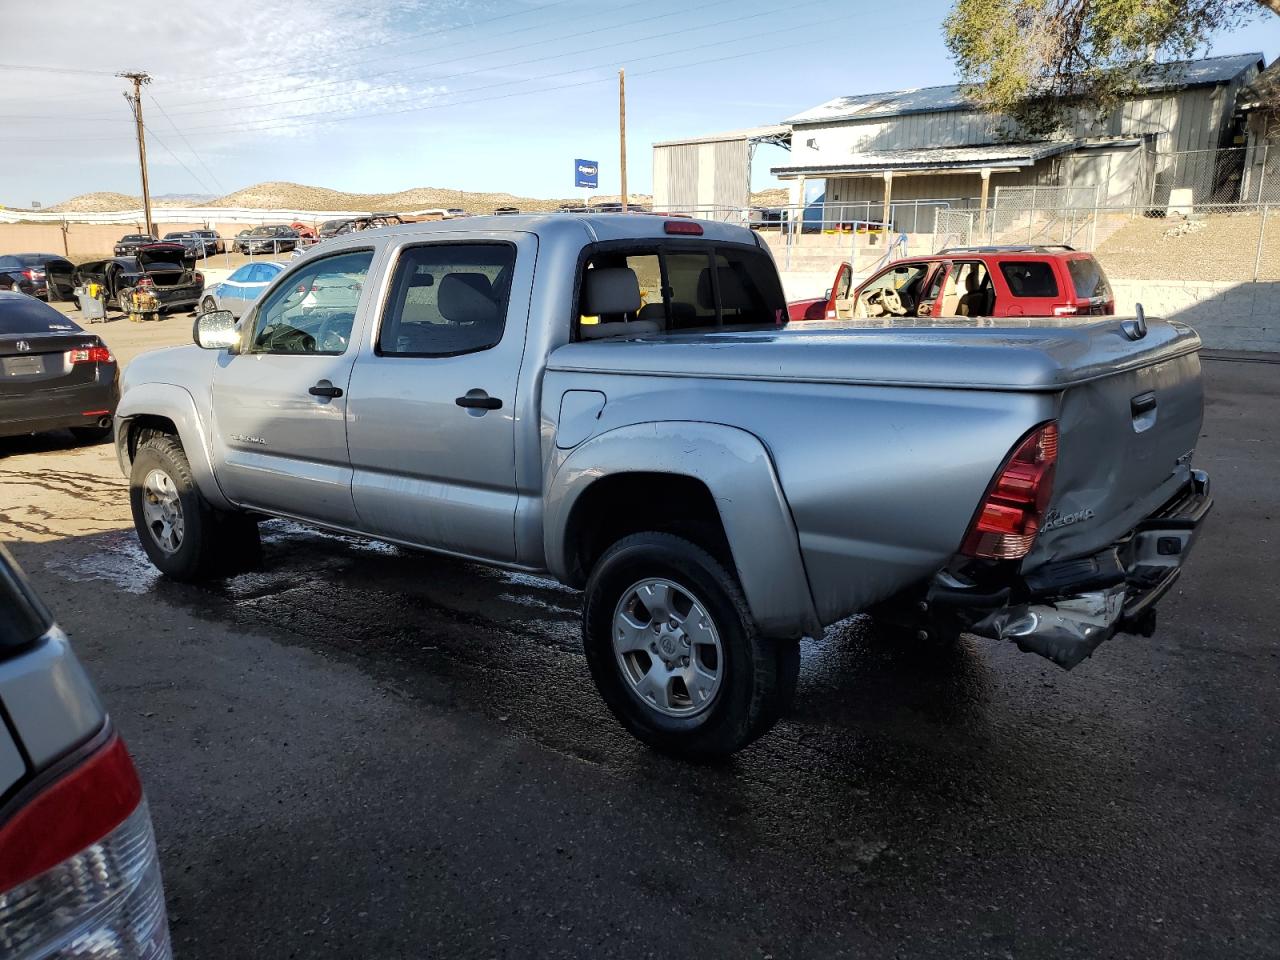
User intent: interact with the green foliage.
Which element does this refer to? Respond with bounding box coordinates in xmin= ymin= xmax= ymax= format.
xmin=944 ymin=0 xmax=1265 ymax=137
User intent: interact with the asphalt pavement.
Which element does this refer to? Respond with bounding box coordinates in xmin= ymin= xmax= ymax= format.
xmin=1 ymin=357 xmax=1277 ymax=959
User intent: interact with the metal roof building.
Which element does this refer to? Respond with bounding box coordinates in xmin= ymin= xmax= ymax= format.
xmin=652 ymin=53 xmax=1263 ymax=227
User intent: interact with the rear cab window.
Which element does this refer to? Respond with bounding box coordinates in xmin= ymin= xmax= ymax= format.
xmin=575 ymin=241 xmax=784 ymax=340
xmin=998 ymin=261 xmax=1059 ymax=298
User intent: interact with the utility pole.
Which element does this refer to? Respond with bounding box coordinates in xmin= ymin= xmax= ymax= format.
xmin=118 ymin=71 xmax=154 ymax=238
xmin=618 ymin=68 xmax=628 ymax=213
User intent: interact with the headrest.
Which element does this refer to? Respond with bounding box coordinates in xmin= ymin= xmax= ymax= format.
xmin=696 ymin=266 xmax=753 ymax=310
xmin=582 ymin=267 xmax=640 ymax=316
xmin=964 ymin=270 xmax=979 ymax=292
xmin=438 ymin=273 xmax=497 ymax=325
xmin=408 ymin=271 xmax=435 ymax=288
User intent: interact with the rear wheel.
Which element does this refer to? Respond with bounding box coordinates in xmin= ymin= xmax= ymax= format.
xmin=583 ymin=532 xmax=798 ymax=760
xmin=129 ymin=433 xmax=260 ymax=581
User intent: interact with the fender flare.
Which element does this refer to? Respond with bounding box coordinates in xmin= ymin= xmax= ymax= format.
xmin=114 ymin=382 xmax=233 ymax=511
xmin=545 ymin=421 xmax=822 ymax=638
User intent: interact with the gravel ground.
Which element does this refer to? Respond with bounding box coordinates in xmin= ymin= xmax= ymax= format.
xmin=1097 ymin=211 xmax=1280 ymax=282
xmin=0 ymin=331 xmax=1277 ymax=958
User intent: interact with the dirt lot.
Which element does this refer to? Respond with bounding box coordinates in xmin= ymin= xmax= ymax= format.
xmin=1 ymin=320 xmax=1278 ymax=958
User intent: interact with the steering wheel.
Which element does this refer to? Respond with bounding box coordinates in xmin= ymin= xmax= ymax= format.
xmin=867 ymin=287 xmax=907 ymax=317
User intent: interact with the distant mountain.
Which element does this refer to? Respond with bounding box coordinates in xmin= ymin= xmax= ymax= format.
xmin=46 ymin=180 xmax=778 ymax=215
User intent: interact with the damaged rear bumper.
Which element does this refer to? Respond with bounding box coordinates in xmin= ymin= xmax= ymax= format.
xmin=935 ymin=470 xmax=1212 ymax=669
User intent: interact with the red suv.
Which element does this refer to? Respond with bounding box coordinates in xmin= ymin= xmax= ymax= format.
xmin=788 ymin=245 xmax=1115 ymax=322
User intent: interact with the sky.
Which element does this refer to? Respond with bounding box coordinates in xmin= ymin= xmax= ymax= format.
xmin=3 ymin=0 xmax=1280 ymax=206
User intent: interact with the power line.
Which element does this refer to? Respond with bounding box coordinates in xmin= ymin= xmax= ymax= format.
xmin=4 ymin=15 xmax=850 ymax=144
xmin=159 ymin=0 xmax=722 ymax=116
xmin=162 ymin=0 xmax=820 ymax=130
xmin=169 ymin=0 xmax=584 ymax=85
xmin=144 ymin=124 xmax=220 ymax=198
xmin=149 ymin=94 xmax=227 ymax=195
xmin=0 ymin=62 xmax=117 ymax=77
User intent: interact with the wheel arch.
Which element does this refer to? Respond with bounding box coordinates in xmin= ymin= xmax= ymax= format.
xmin=114 ymin=383 xmax=233 ymax=510
xmin=546 ymin=422 xmax=821 ymax=638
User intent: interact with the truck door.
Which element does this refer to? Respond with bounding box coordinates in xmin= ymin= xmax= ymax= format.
xmin=209 ymin=247 xmax=377 ymax=526
xmin=345 ymin=234 xmax=535 ymax=562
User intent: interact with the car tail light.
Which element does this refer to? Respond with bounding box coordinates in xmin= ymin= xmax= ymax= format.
xmin=0 ymin=735 xmax=172 ymax=958
xmin=961 ymin=422 xmax=1058 ymax=560
xmin=68 ymin=346 xmax=113 ymax=364
xmin=22 ymin=269 xmax=44 ymax=281
xmin=193 ymin=272 xmax=203 ymax=285
xmin=664 ymin=220 xmax=702 ymax=235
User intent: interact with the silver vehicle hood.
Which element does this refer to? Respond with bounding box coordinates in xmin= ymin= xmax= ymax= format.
xmin=546 ymin=317 xmax=1201 ymax=392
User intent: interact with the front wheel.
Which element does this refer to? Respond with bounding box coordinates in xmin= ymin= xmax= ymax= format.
xmin=129 ymin=433 xmax=260 ymax=581
xmin=200 ymin=295 xmax=217 ymax=314
xmin=583 ymin=532 xmax=799 ymax=760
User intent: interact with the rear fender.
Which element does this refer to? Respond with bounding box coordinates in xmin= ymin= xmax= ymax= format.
xmin=114 ymin=382 xmax=232 ymax=510
xmin=545 ymin=421 xmax=822 ymax=638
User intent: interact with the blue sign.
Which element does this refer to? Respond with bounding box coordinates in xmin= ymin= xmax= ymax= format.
xmin=575 ymin=159 xmax=599 ymax=189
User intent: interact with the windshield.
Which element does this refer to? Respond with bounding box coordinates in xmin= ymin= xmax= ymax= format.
xmin=121 ymin=235 xmax=151 ymax=242
xmin=248 ymin=227 xmax=274 ymax=237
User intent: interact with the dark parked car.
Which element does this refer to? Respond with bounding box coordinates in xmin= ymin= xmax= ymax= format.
xmin=494 ymin=206 xmax=521 ymax=215
xmin=0 ymin=544 xmax=174 ymax=957
xmin=191 ymin=228 xmax=224 ymax=254
xmin=0 ymin=253 xmax=75 ymax=300
xmin=73 ymin=244 xmax=204 ymax=316
xmin=162 ymin=231 xmax=207 ymax=258
xmin=0 ymin=291 xmax=119 ymax=442
xmin=113 ymin=233 xmax=158 ymax=256
xmin=234 ymin=224 xmax=300 ymax=254
xmin=317 ymin=213 xmax=406 ymax=238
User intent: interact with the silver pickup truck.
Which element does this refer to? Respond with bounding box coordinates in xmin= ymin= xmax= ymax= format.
xmin=114 ymin=215 xmax=1212 ymax=758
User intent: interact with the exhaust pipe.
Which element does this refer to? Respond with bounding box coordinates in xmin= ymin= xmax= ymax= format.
xmin=98 ymin=416 xmax=113 ymax=429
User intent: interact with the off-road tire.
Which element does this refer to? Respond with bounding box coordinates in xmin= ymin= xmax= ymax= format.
xmin=129 ymin=433 xmax=260 ymax=581
xmin=583 ymin=532 xmax=799 ymax=760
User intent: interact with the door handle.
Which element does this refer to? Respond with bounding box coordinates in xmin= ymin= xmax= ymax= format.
xmin=455 ymin=390 xmax=502 ymax=411
xmin=308 ymin=380 xmax=343 ymax=399
xmin=1130 ymin=392 xmax=1157 ymax=416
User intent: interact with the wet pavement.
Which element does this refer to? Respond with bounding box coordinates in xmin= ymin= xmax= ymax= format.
xmin=2 ymin=358 xmax=1278 ymax=958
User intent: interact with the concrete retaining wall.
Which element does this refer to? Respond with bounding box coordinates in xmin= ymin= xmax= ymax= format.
xmin=1109 ymin=278 xmax=1279 ymax=353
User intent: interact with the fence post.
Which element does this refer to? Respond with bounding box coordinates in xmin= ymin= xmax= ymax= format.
xmin=1253 ymin=204 xmax=1267 ymax=282
xmin=1258 ymin=145 xmax=1268 ymax=205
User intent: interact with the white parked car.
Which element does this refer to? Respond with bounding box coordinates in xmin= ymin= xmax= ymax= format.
xmin=198 ymin=261 xmax=286 ymax=318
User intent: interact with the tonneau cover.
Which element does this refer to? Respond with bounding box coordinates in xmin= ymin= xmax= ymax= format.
xmin=546 ymin=317 xmax=1201 ymax=392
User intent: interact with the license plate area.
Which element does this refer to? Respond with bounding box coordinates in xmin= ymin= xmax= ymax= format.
xmin=2 ymin=356 xmax=45 ymax=377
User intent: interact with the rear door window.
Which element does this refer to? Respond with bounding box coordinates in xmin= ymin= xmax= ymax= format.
xmin=378 ymin=243 xmax=515 ymax=357
xmin=1066 ymin=257 xmax=1112 ymax=300
xmin=999 ymin=261 xmax=1058 ymax=298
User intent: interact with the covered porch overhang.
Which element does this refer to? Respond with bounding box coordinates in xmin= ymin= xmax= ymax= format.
xmin=770 ymin=141 xmax=1084 ymax=227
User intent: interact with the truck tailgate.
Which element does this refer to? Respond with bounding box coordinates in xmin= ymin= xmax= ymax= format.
xmin=1025 ymin=344 xmax=1205 ymax=568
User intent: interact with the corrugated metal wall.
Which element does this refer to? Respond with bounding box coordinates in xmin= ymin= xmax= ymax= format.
xmin=651 ymin=139 xmax=750 ymax=214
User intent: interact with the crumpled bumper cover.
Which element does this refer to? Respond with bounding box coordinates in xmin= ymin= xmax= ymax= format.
xmin=944 ymin=470 xmax=1212 ymax=669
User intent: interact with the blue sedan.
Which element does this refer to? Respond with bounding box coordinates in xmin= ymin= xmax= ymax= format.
xmin=198 ymin=261 xmax=285 ymax=318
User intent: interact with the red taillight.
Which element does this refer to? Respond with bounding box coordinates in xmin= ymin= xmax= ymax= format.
xmin=961 ymin=422 xmax=1059 ymax=560
xmin=68 ymin=345 xmax=113 ymax=364
xmin=664 ymin=220 xmax=703 ymax=235
xmin=22 ymin=268 xmax=44 ymax=281
xmin=0 ymin=735 xmax=142 ymax=891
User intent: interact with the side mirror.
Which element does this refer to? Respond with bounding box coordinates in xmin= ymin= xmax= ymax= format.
xmin=193 ymin=310 xmax=239 ymax=350
xmin=823 ymin=288 xmax=832 ymax=299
